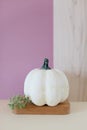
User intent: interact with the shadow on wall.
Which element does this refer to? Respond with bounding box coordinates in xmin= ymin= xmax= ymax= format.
xmin=65 ymin=72 xmax=87 ymax=101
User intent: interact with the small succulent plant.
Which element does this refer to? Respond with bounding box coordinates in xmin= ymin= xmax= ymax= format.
xmin=8 ymin=95 xmax=30 ymax=110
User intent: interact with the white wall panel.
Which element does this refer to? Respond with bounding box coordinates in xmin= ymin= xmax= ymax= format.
xmin=54 ymin=0 xmax=87 ymax=101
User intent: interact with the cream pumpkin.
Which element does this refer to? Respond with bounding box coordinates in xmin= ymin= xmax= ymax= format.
xmin=24 ymin=58 xmax=69 ymax=106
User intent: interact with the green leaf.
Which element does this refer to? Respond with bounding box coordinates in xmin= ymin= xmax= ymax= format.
xmin=8 ymin=95 xmax=30 ymax=110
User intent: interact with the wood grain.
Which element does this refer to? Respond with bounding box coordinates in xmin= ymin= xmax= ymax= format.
xmin=54 ymin=0 xmax=87 ymax=101
xmin=12 ymin=100 xmax=70 ymax=115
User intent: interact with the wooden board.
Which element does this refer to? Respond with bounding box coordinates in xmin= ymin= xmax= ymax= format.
xmin=12 ymin=100 xmax=70 ymax=115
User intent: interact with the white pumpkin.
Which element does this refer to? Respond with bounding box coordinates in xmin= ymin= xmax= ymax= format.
xmin=24 ymin=58 xmax=69 ymax=106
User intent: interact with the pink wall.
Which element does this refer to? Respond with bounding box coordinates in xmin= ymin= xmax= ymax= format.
xmin=0 ymin=0 xmax=53 ymax=99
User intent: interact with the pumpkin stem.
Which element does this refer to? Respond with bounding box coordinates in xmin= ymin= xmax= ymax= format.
xmin=41 ymin=58 xmax=51 ymax=70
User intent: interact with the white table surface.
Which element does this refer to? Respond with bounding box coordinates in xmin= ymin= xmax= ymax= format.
xmin=0 ymin=100 xmax=87 ymax=130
